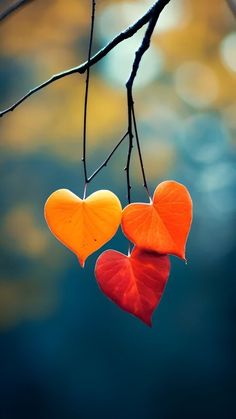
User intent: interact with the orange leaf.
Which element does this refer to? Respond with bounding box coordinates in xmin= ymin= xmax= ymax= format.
xmin=95 ymin=247 xmax=170 ymax=326
xmin=121 ymin=181 xmax=192 ymax=259
xmin=44 ymin=189 xmax=122 ymax=266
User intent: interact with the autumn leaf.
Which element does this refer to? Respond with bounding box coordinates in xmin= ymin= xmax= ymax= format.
xmin=44 ymin=189 xmax=122 ymax=266
xmin=121 ymin=181 xmax=193 ymax=259
xmin=95 ymin=247 xmax=170 ymax=326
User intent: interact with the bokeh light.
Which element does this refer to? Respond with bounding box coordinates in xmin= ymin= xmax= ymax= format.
xmin=174 ymin=61 xmax=219 ymax=108
xmin=220 ymin=31 xmax=236 ymax=73
xmin=99 ymin=33 xmax=164 ymax=88
xmin=180 ymin=113 xmax=230 ymax=163
xmin=155 ymin=0 xmax=190 ymax=33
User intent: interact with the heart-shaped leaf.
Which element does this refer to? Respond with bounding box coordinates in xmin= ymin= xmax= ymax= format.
xmin=121 ymin=181 xmax=192 ymax=259
xmin=95 ymin=247 xmax=170 ymax=326
xmin=44 ymin=189 xmax=122 ymax=266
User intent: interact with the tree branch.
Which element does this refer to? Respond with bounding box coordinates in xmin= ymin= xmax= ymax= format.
xmin=0 ymin=0 xmax=34 ymax=22
xmin=125 ymin=0 xmax=170 ymax=202
xmin=226 ymin=0 xmax=236 ymax=16
xmin=0 ymin=0 xmax=170 ymax=118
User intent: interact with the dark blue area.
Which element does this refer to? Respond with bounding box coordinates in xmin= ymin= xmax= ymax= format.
xmin=0 ymin=153 xmax=235 ymax=419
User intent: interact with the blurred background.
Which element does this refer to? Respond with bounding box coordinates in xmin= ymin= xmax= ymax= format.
xmin=0 ymin=0 xmax=235 ymax=418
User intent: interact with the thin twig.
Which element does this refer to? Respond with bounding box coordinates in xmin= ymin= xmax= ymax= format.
xmin=0 ymin=0 xmax=34 ymax=22
xmin=82 ymin=0 xmax=96 ymax=196
xmin=125 ymin=90 xmax=134 ymax=204
xmin=88 ymin=132 xmax=128 ymax=182
xmin=0 ymin=0 xmax=170 ymax=118
xmin=125 ymin=0 xmax=170 ymax=202
xmin=226 ymin=0 xmax=236 ymax=16
xmin=131 ymin=103 xmax=150 ymax=199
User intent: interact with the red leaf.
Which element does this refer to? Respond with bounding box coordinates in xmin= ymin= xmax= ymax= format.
xmin=95 ymin=247 xmax=170 ymax=326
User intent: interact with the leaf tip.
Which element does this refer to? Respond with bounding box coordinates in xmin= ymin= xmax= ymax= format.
xmin=141 ymin=316 xmax=152 ymax=327
xmin=178 ymin=248 xmax=186 ymax=261
xmin=78 ymin=256 xmax=86 ymax=268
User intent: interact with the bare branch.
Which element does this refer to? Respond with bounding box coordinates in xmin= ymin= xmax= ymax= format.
xmin=0 ymin=0 xmax=34 ymax=22
xmin=125 ymin=0 xmax=170 ymax=202
xmin=126 ymin=3 xmax=166 ymax=92
xmin=226 ymin=0 xmax=236 ymax=16
xmin=0 ymin=0 xmax=170 ymax=118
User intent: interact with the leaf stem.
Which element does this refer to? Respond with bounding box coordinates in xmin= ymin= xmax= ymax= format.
xmin=125 ymin=90 xmax=134 ymax=204
xmin=131 ymin=103 xmax=151 ymax=199
xmin=83 ymin=182 xmax=88 ymax=200
xmin=82 ymin=0 xmax=96 ymax=194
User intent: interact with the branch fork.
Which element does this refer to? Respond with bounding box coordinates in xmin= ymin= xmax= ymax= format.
xmin=0 ymin=0 xmax=171 ymax=203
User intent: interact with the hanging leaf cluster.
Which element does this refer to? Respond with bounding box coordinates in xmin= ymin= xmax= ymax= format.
xmin=0 ymin=0 xmax=193 ymax=326
xmin=44 ymin=180 xmax=192 ymax=326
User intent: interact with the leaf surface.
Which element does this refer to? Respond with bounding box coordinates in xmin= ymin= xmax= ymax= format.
xmin=95 ymin=247 xmax=170 ymax=326
xmin=44 ymin=189 xmax=122 ymax=266
xmin=122 ymin=181 xmax=192 ymax=259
